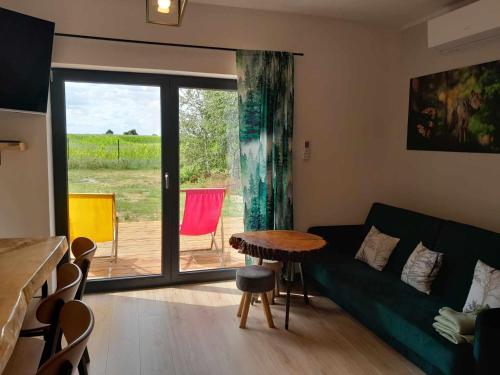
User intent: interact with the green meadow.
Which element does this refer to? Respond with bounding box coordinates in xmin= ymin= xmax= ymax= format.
xmin=67 ymin=134 xmax=161 ymax=170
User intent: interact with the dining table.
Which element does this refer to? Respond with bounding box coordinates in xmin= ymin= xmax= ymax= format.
xmin=229 ymin=230 xmax=326 ymax=329
xmin=0 ymin=236 xmax=68 ymax=374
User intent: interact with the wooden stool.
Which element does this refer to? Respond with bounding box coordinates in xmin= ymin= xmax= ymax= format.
xmin=236 ymin=266 xmax=275 ymax=329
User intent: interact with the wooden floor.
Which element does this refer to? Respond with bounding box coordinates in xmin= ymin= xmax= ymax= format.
xmin=89 ymin=217 xmax=245 ymax=279
xmin=84 ymin=281 xmax=423 ymax=375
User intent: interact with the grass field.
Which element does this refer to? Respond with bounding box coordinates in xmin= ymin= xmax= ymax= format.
xmin=68 ymin=134 xmax=243 ymax=222
xmin=68 ymin=134 xmax=161 ymax=169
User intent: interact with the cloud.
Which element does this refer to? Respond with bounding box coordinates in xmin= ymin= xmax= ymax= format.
xmin=65 ymin=82 xmax=161 ymax=135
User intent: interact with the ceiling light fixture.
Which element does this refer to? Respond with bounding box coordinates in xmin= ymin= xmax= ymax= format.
xmin=157 ymin=0 xmax=171 ymax=14
xmin=147 ymin=0 xmax=187 ymax=26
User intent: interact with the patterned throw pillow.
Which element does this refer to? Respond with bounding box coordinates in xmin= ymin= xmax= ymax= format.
xmin=463 ymin=260 xmax=500 ymax=312
xmin=355 ymin=226 xmax=400 ymax=271
xmin=401 ymin=242 xmax=443 ymax=294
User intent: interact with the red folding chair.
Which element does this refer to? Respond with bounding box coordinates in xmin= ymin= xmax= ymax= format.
xmin=180 ymin=188 xmax=226 ymax=259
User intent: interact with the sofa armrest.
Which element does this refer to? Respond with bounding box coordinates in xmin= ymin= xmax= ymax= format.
xmin=308 ymin=225 xmax=365 ymax=255
xmin=474 ymin=308 xmax=500 ymax=374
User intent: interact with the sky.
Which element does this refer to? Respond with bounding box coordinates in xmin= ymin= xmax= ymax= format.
xmin=65 ymin=82 xmax=161 ymax=135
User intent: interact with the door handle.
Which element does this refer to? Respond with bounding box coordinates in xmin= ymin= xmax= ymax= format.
xmin=164 ymin=173 xmax=169 ymax=189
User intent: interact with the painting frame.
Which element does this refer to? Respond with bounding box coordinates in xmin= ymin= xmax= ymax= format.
xmin=407 ymin=59 xmax=500 ymax=154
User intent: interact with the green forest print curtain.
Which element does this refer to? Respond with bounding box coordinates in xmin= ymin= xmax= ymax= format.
xmin=236 ymin=50 xmax=294 ymax=232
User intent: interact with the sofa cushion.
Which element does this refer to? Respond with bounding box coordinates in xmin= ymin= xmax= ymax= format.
xmin=363 ymin=203 xmax=443 ymax=276
xmin=355 ymin=226 xmax=400 ymax=271
xmin=463 ymin=260 xmax=500 ymax=312
xmin=401 ymin=242 xmax=444 ymax=295
xmin=432 ymin=221 xmax=500 ymax=311
xmin=306 ymin=255 xmax=474 ymax=375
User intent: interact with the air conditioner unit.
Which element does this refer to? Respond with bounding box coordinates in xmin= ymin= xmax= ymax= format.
xmin=428 ymin=0 xmax=500 ymax=51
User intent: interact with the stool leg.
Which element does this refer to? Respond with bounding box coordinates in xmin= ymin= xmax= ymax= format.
xmin=239 ymin=292 xmax=251 ymax=329
xmin=261 ymin=293 xmax=275 ymax=328
xmin=237 ymin=293 xmax=245 ymax=317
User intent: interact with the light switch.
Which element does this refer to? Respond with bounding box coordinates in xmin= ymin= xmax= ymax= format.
xmin=303 ymin=140 xmax=310 ymax=160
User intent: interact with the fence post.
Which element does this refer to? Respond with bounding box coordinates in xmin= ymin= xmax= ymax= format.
xmin=117 ymin=139 xmax=120 ymax=160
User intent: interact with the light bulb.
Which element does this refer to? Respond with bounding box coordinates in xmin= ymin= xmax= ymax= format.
xmin=157 ymin=0 xmax=171 ymax=14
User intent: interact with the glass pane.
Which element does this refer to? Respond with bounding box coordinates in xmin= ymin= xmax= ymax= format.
xmin=65 ymin=82 xmax=162 ymax=279
xmin=178 ymin=87 xmax=244 ymax=272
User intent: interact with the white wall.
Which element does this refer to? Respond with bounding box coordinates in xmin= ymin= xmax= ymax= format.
xmin=0 ymin=0 xmax=401 ymax=236
xmin=382 ymin=22 xmax=500 ymax=232
xmin=0 ymin=111 xmax=52 ymax=237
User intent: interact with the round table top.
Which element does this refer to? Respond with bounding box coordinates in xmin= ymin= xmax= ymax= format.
xmin=229 ymin=230 xmax=327 ymax=262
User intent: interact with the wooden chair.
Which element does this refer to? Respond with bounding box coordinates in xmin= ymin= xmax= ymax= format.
xmin=20 ymin=263 xmax=82 ymax=364
xmin=38 ymin=300 xmax=95 ymax=375
xmin=4 ymin=300 xmax=95 ymax=375
xmin=71 ymin=237 xmax=97 ymax=371
xmin=71 ymin=237 xmax=97 ymax=301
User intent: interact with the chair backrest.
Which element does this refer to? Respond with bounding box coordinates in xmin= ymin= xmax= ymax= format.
xmin=180 ymin=188 xmax=225 ymax=236
xmin=71 ymin=237 xmax=97 ymax=300
xmin=37 ymin=300 xmax=95 ymax=375
xmin=71 ymin=237 xmax=97 ymax=264
xmin=68 ymin=193 xmax=116 ymax=243
xmin=36 ymin=263 xmax=82 ymax=325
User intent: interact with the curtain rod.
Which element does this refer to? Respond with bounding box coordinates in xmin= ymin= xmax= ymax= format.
xmin=54 ymin=33 xmax=305 ymax=56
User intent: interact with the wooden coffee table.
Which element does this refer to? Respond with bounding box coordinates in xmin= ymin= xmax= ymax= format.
xmin=229 ymin=230 xmax=326 ymax=329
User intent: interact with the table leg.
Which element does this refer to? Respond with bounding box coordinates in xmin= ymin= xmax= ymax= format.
xmin=285 ymin=261 xmax=294 ymax=330
xmin=299 ymin=263 xmax=309 ymax=305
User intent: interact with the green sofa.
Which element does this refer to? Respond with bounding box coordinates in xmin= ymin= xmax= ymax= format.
xmin=305 ymin=203 xmax=500 ymax=375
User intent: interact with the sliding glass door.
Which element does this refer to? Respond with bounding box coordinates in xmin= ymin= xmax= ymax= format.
xmin=51 ymin=69 xmax=242 ymax=291
xmin=171 ymin=77 xmax=245 ymax=283
xmin=64 ymin=80 xmax=163 ymax=280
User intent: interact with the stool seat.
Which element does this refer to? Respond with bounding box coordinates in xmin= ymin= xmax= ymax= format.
xmin=236 ymin=265 xmax=275 ymax=293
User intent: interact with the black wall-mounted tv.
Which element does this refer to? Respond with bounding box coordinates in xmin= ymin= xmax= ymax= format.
xmin=0 ymin=7 xmax=55 ymax=114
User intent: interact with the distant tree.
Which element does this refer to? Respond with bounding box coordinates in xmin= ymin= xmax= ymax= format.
xmin=123 ymin=129 xmax=138 ymax=135
xmin=105 ymin=129 xmax=114 ymax=134
xmin=179 ymin=89 xmax=239 ymax=184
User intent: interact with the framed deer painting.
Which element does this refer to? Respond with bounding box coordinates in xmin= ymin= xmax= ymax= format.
xmin=407 ymin=60 xmax=500 ymax=154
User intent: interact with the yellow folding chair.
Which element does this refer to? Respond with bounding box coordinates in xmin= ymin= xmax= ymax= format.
xmin=68 ymin=193 xmax=119 ymax=262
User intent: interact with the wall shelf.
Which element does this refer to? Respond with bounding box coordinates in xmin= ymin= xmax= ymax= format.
xmin=0 ymin=140 xmax=27 ymax=165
